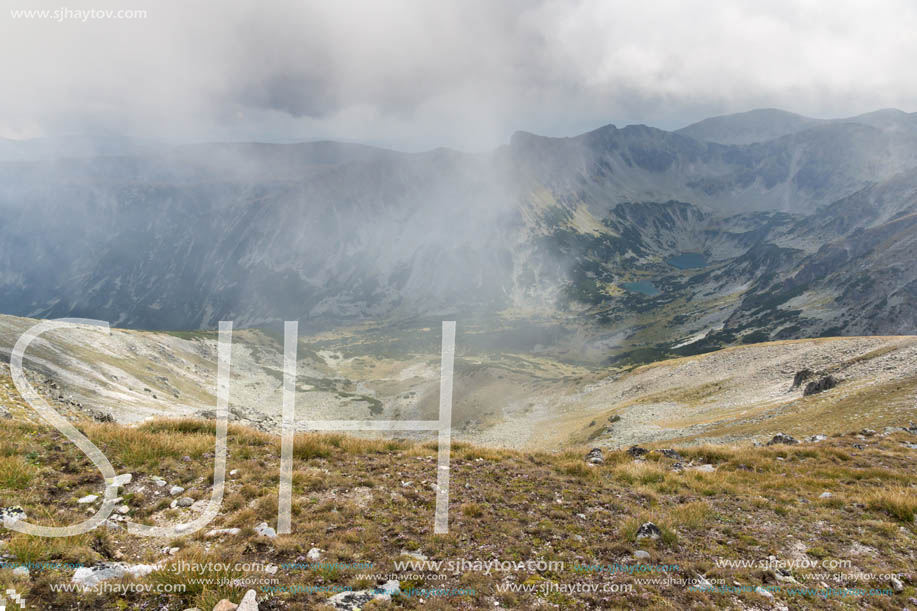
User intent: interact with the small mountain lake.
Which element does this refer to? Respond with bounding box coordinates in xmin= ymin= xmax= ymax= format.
xmin=667 ymin=252 xmax=708 ymax=269
xmin=621 ymin=281 xmax=660 ymax=296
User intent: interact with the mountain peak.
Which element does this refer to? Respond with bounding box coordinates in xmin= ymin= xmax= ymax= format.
xmin=676 ymin=108 xmax=823 ymax=145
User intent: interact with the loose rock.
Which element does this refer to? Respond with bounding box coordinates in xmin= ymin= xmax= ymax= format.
xmin=237 ymin=589 xmax=259 ymax=611
xmin=767 ymin=433 xmax=798 ymax=446
xmin=584 ymin=448 xmax=604 ymax=465
xmin=1 ymin=506 xmax=26 ymax=525
xmin=635 ymin=522 xmax=662 ymax=540
xmin=327 ymin=580 xmax=400 ymax=610
xmin=628 ymin=446 xmax=648 ymax=458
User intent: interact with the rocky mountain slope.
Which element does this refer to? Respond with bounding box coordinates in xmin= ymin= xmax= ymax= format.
xmin=0 ymin=398 xmax=914 ymax=610
xmin=2 ymin=109 xmax=917 ymax=353
xmin=2 ymin=313 xmax=914 ymax=452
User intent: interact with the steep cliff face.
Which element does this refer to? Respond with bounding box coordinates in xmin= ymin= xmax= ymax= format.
xmin=2 ymin=110 xmax=917 ymax=351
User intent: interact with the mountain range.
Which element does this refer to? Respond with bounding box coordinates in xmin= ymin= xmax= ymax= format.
xmin=2 ymin=108 xmax=917 ymax=362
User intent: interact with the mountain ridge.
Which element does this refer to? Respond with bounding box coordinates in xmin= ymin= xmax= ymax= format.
xmin=2 ymin=108 xmax=917 ymax=359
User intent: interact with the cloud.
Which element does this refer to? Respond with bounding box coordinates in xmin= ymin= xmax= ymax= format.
xmin=2 ymin=0 xmax=917 ymax=149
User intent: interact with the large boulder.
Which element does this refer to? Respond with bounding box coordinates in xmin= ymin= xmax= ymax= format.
xmin=791 ymin=369 xmax=814 ymax=389
xmin=584 ymin=448 xmax=604 ymax=465
xmin=628 ymin=446 xmax=648 ymax=458
xmin=767 ymin=433 xmax=799 ymax=446
xmin=803 ymin=375 xmax=839 ymax=396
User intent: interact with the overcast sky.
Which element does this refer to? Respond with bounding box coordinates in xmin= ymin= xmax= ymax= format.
xmin=2 ymin=0 xmax=917 ymax=151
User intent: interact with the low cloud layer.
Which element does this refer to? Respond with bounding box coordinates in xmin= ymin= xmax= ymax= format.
xmin=3 ymin=0 xmax=917 ymax=149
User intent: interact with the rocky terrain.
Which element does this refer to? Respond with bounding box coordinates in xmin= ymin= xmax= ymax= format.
xmin=1 ymin=313 xmax=915 ymax=454
xmin=0 ymin=388 xmax=914 ymax=609
xmin=2 ymin=109 xmax=917 ymax=353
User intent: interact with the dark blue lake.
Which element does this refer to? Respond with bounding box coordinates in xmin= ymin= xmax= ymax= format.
xmin=667 ymin=253 xmax=707 ymax=269
xmin=621 ymin=281 xmax=660 ymax=296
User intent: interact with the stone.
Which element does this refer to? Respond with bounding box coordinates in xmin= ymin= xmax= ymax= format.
xmin=72 ymin=563 xmax=159 ymax=587
xmin=229 ymin=469 xmax=239 ymax=476
xmin=0 ymin=506 xmax=26 ymax=525
xmin=889 ymin=577 xmax=904 ymax=593
xmin=755 ymin=586 xmax=774 ymax=599
xmin=255 ymin=522 xmax=276 ymax=538
xmin=212 ymin=601 xmax=238 ymax=611
xmin=78 ymin=494 xmax=99 ymax=504
xmin=791 ymin=369 xmax=814 ymax=389
xmin=116 ymin=505 xmax=130 ymax=514
xmin=584 ymin=448 xmax=604 ymax=465
xmin=670 ymin=462 xmax=684 ymax=472
xmin=657 ymin=448 xmax=682 ymax=460
xmin=175 ymin=497 xmax=194 ymax=508
xmin=12 ymin=566 xmax=29 ymax=578
xmin=237 ymin=589 xmax=259 ymax=610
xmin=170 ymin=486 xmax=186 ymax=496
xmin=206 ymin=528 xmax=241 ymax=537
xmin=635 ymin=522 xmax=661 ymax=540
xmin=690 ymin=464 xmax=716 ymax=472
xmin=819 ymin=492 xmax=832 ymax=499
xmin=807 ymin=434 xmax=827 ymax=443
xmin=327 ymin=580 xmax=400 ymax=610
xmin=307 ymin=547 xmax=322 ymax=561
xmin=152 ymin=477 xmax=167 ymax=487
xmin=627 ymin=445 xmax=648 ymax=458
xmin=633 ymin=550 xmax=651 ymax=560
xmin=766 ymin=433 xmax=798 ymax=446
xmin=860 ymin=429 xmax=876 ymax=437
xmin=803 ymin=375 xmax=839 ymax=396
xmin=109 ymin=473 xmax=132 ymax=487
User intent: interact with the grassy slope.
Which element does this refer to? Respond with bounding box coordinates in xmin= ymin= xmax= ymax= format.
xmin=1 ymin=369 xmax=915 ymax=610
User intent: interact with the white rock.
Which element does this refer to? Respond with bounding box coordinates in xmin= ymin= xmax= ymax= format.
xmin=755 ymin=586 xmax=774 ymax=599
xmin=116 ymin=505 xmax=130 ymax=514
xmin=77 ymin=494 xmax=98 ymax=504
xmin=327 ymin=580 xmax=400 ymax=609
xmin=255 ymin=522 xmax=276 ymax=538
xmin=690 ymin=464 xmax=716 ymax=473
xmin=633 ymin=550 xmax=651 ymax=560
xmin=170 ymin=485 xmax=185 ymax=496
xmin=109 ymin=473 xmax=132 ymax=487
xmin=819 ymin=491 xmax=832 ymax=499
xmin=12 ymin=566 xmax=29 ymax=578
xmin=237 ymin=589 xmax=259 ymax=611
xmin=307 ymin=547 xmax=322 ymax=561
xmin=206 ymin=528 xmax=241 ymax=537
xmin=72 ymin=563 xmax=159 ymax=587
